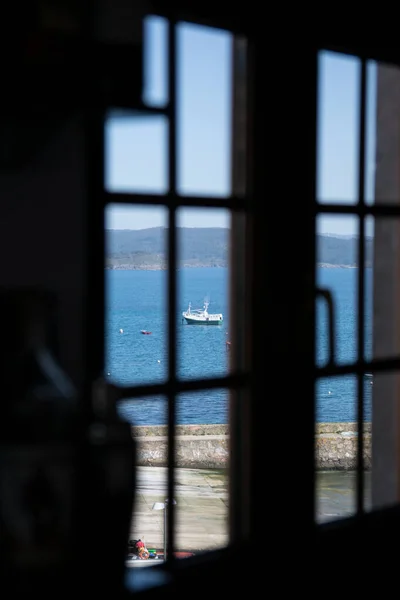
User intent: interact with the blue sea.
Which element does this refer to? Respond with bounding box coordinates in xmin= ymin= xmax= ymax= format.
xmin=105 ymin=267 xmax=373 ymax=425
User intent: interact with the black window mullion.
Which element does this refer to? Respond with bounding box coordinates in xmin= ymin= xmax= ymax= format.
xmin=166 ymin=19 xmax=177 ymax=562
xmin=116 ymin=372 xmax=249 ymax=400
xmin=316 ymin=356 xmax=400 ymax=378
xmin=316 ymin=203 xmax=400 ymax=217
xmin=86 ymin=109 xmax=106 ymax=422
xmin=356 ymin=59 xmax=367 ymax=516
xmin=102 ymin=190 xmax=247 ymax=211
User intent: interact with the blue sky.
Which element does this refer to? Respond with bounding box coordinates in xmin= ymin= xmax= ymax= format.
xmin=105 ymin=19 xmax=377 ymax=235
xmin=317 ymin=52 xmax=377 ymax=236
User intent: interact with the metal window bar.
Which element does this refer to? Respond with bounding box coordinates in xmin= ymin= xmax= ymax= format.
xmin=316 ymin=203 xmax=400 ymax=217
xmin=316 ymin=357 xmax=400 ymax=378
xmin=356 ymin=59 xmax=367 ymax=516
xmin=102 ymin=190 xmax=247 ymax=210
xmin=166 ymin=18 xmax=177 ymax=562
xmin=115 ymin=373 xmax=249 ymax=399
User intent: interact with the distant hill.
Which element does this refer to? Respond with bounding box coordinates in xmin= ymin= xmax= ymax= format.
xmin=106 ymin=227 xmax=228 ymax=269
xmin=317 ymin=234 xmax=373 ymax=267
xmin=105 ymin=228 xmax=373 ymax=269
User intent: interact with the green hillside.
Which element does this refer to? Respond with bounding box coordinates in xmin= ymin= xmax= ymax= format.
xmin=105 ymin=228 xmax=373 ymax=269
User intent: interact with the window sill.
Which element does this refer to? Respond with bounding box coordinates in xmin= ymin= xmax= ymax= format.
xmin=124 ymin=544 xmax=243 ymax=596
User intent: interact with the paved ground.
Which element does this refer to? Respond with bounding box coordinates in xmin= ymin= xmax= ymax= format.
xmin=130 ymin=467 xmax=229 ymax=553
xmin=129 ymin=466 xmax=367 ymax=556
xmin=316 ymin=470 xmax=371 ymax=522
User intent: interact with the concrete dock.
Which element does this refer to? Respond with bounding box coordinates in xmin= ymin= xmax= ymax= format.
xmin=129 ymin=466 xmax=368 ymax=555
xmin=316 ymin=470 xmax=371 ymax=521
xmin=130 ymin=467 xmax=229 ymax=553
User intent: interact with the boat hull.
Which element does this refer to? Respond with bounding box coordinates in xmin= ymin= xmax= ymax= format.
xmin=183 ymin=317 xmax=222 ymax=325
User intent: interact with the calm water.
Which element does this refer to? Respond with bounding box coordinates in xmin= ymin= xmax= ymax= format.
xmin=316 ymin=267 xmax=373 ymax=422
xmin=106 ymin=267 xmax=372 ymax=425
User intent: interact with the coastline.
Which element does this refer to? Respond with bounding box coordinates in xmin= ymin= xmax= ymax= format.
xmin=131 ymin=422 xmax=371 ymax=470
xmin=105 ymin=263 xmax=370 ymax=271
xmin=317 ymin=263 xmax=372 ymax=269
xmin=105 ymin=264 xmax=228 ymax=270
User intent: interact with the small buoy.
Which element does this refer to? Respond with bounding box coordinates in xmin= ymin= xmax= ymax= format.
xmin=328 ymin=391 xmax=331 ymax=394
xmin=157 ymin=360 xmax=160 ymax=363
xmin=119 ymin=328 xmax=123 ymax=333
xmin=107 ymin=372 xmax=110 ymax=376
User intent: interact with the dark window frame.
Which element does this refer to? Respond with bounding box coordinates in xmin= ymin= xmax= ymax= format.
xmin=84 ymin=9 xmax=400 ymax=583
xmin=86 ymin=17 xmax=251 ymax=567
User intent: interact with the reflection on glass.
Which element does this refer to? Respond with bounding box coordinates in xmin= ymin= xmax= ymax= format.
xmin=369 ymin=218 xmax=400 ymax=359
xmin=368 ymin=61 xmax=400 ymax=205
xmin=105 ymin=205 xmax=168 ymax=387
xmin=365 ymin=61 xmax=377 ymax=205
xmin=364 ymin=216 xmax=374 ymax=361
xmin=367 ymin=371 xmax=400 ymax=512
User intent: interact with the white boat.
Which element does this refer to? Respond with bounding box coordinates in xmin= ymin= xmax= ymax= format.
xmin=182 ymin=301 xmax=223 ymax=325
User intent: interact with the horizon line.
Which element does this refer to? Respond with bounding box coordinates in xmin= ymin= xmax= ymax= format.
xmin=106 ymin=226 xmax=373 ymax=237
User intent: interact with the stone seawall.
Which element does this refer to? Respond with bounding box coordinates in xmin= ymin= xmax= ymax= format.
xmin=131 ymin=423 xmax=371 ymax=470
xmin=316 ymin=422 xmax=371 ymax=470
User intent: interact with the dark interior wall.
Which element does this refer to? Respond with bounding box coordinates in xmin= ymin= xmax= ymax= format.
xmin=0 ymin=116 xmax=86 ymax=389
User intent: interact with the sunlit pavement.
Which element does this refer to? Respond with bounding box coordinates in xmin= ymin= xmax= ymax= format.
xmin=131 ymin=466 xmax=229 ymax=553
xmin=316 ymin=470 xmax=371 ymax=522
xmin=131 ymin=466 xmax=368 ymax=551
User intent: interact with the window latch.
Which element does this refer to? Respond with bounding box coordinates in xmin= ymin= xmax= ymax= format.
xmin=316 ymin=287 xmax=336 ymax=366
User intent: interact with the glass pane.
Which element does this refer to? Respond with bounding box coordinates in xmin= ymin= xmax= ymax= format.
xmin=368 ymin=61 xmax=400 ymax=518
xmin=317 ymin=51 xmax=360 ymax=204
xmin=105 ymin=204 xmax=168 ymax=386
xmin=120 ymin=395 xmax=168 ymax=566
xmin=104 ymin=111 xmax=168 ymax=194
xmin=316 ymin=470 xmax=366 ymax=524
xmin=366 ymin=370 xmax=400 ymax=512
xmin=177 ymin=388 xmax=228 ymax=426
xmin=368 ymin=217 xmax=400 ymax=359
xmin=316 ymin=215 xmax=359 ymax=367
xmin=177 ymin=207 xmax=231 ymax=381
xmin=365 ymin=217 xmax=400 ymax=511
xmin=175 ymin=389 xmax=229 ymax=553
xmin=364 ymin=216 xmax=374 ymax=362
xmin=177 ymin=23 xmax=233 ymax=197
xmin=315 ymin=375 xmax=359 ymax=523
xmin=365 ymin=61 xmax=377 ymax=205
xmin=367 ymin=61 xmax=400 ymax=205
xmin=316 ymin=375 xmax=359 ymax=424
xmin=143 ymin=16 xmax=168 ymax=108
